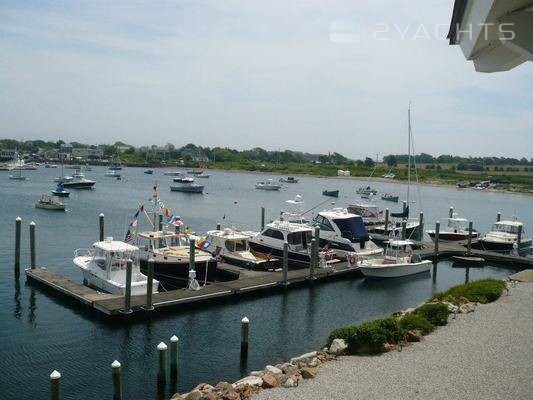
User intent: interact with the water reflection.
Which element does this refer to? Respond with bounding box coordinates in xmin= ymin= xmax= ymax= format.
xmin=28 ymin=289 xmax=36 ymax=326
xmin=465 ymin=266 xmax=470 ymax=284
xmin=13 ymin=278 xmax=21 ymax=319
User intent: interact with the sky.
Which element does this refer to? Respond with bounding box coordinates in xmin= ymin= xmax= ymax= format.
xmin=0 ymin=0 xmax=532 ymax=159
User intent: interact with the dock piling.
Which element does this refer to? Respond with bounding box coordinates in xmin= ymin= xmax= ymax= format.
xmin=15 ymin=217 xmax=21 ymax=274
xmin=496 ymin=212 xmax=501 ymax=222
xmin=143 ymin=258 xmax=155 ymax=311
xmin=402 ymin=201 xmax=407 ymax=214
xmin=216 ymin=223 xmax=221 ymax=230
xmin=157 ymin=342 xmax=168 ymax=384
xmin=99 ymin=213 xmax=104 ymax=241
xmin=282 ymin=242 xmax=289 ymax=286
xmin=418 ymin=212 xmax=424 ymax=241
xmin=241 ymin=316 xmax=249 ymax=355
xmin=384 ymin=208 xmax=389 ymax=233
xmin=170 ymin=335 xmax=179 ymax=376
xmin=122 ymin=259 xmax=133 ymax=314
xmin=261 ymin=207 xmax=265 ymax=230
xmin=449 ymin=206 xmax=454 ymax=219
xmin=401 ymin=220 xmax=407 ymax=240
xmin=434 ymin=221 xmax=440 ymax=259
xmin=29 ymin=221 xmax=36 ymax=269
xmin=189 ymin=238 xmax=196 ymax=270
xmin=111 ymin=360 xmax=122 ymax=400
xmin=309 ymin=239 xmax=316 ymax=279
xmin=517 ymin=225 xmax=523 ymax=255
xmin=50 ymin=370 xmax=61 ymax=400
xmin=467 ymin=221 xmax=473 ymax=256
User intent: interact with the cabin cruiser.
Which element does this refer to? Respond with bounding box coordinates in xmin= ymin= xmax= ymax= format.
xmin=136 ymin=230 xmax=217 ymax=287
xmin=255 ymin=179 xmax=282 ymax=190
xmin=359 ymin=240 xmax=432 ymax=278
xmin=248 ymin=221 xmax=334 ymax=268
xmin=35 ymin=195 xmax=66 ymax=211
xmin=426 ymin=216 xmax=478 ymax=242
xmin=206 ymin=228 xmax=279 ymax=269
xmin=61 ymin=169 xmax=96 ymax=189
xmin=480 ymin=220 xmax=532 ymax=254
xmin=173 ymin=176 xmax=195 ymax=183
xmin=348 ymin=203 xmax=420 ymax=238
xmin=74 ymin=237 xmax=159 ymax=295
xmin=170 ymin=182 xmax=204 ymax=193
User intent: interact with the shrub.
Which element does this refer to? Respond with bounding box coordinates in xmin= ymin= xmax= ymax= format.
xmin=447 ymin=279 xmax=506 ymax=304
xmin=399 ymin=313 xmax=435 ymax=335
xmin=431 ymin=291 xmax=460 ymax=305
xmin=326 ymin=326 xmax=359 ymax=348
xmin=347 ymin=317 xmax=404 ymax=354
xmin=414 ymin=303 xmax=449 ymax=326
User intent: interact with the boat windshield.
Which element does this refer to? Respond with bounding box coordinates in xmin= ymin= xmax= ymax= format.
xmin=287 ymin=231 xmax=312 ymax=249
xmin=333 ymin=217 xmax=369 ymax=242
xmin=493 ymin=223 xmax=520 ymax=234
xmin=225 ymin=239 xmax=248 ymax=252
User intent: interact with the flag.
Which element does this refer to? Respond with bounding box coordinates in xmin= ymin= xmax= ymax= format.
xmin=166 ymin=215 xmax=176 ymax=224
xmin=133 ymin=209 xmax=140 ymax=219
xmin=165 ymin=208 xmax=172 ymax=218
xmin=124 ymin=229 xmax=133 ymax=244
xmin=129 ymin=219 xmax=138 ymax=228
xmin=172 ymin=219 xmax=183 ymax=227
xmin=197 ymin=238 xmax=211 ymax=249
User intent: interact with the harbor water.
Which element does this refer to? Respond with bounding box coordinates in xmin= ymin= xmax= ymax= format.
xmin=0 ymin=167 xmax=530 ymax=399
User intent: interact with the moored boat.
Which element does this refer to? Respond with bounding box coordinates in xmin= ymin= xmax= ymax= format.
xmin=170 ymin=183 xmax=204 ymax=193
xmin=61 ymin=170 xmax=96 ymax=189
xmin=279 ymin=176 xmax=299 ymax=183
xmin=144 ymin=169 xmax=154 ymax=174
xmin=52 ymin=183 xmax=70 ymax=197
xmin=356 ymin=186 xmax=378 ymax=195
xmin=426 ymin=216 xmax=478 ymax=242
xmin=35 ymin=195 xmax=66 ymax=211
xmin=322 ymin=189 xmax=339 ymax=197
xmin=479 ymin=219 xmax=532 ymax=255
xmin=381 ymin=194 xmax=399 ymax=202
xmin=255 ymin=179 xmax=282 ymax=190
xmin=105 ymin=169 xmax=121 ymax=177
xmin=197 ymin=173 xmax=210 ymax=178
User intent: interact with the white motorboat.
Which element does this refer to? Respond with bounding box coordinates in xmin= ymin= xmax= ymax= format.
xmin=196 ymin=173 xmax=210 ymax=178
xmin=61 ymin=169 xmax=96 ymax=189
xmin=359 ymin=240 xmax=432 ymax=278
xmin=163 ymin=170 xmax=183 ymax=176
xmin=35 ymin=195 xmax=66 ymax=211
xmin=206 ymin=228 xmax=279 ymax=269
xmin=426 ymin=215 xmax=479 ymax=242
xmin=74 ymin=237 xmax=159 ymax=295
xmin=105 ymin=169 xmax=121 ymax=177
xmin=255 ymin=179 xmax=282 ymax=191
xmin=480 ymin=219 xmax=532 ymax=254
xmin=356 ymin=186 xmax=378 ymax=195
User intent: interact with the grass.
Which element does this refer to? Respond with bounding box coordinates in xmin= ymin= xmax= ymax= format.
xmin=413 ymin=303 xmax=450 ymax=326
xmin=399 ymin=313 xmax=435 ymax=335
xmin=433 ymin=279 xmax=507 ymax=304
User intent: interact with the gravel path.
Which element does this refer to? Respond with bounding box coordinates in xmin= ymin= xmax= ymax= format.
xmin=255 ymin=283 xmax=533 ymax=400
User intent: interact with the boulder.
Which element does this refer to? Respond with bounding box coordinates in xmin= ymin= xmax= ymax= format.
xmin=406 ymin=330 xmax=424 ymax=342
xmin=308 ymin=357 xmax=321 ymax=367
xmin=328 ymin=338 xmax=348 ymax=355
xmin=214 ymin=381 xmax=237 ymax=398
xmin=235 ymin=383 xmax=260 ymax=400
xmin=290 ymin=351 xmax=317 ymax=365
xmin=233 ymin=376 xmax=263 ymax=388
xmin=459 ymin=303 xmax=476 ymax=313
xmin=202 ymin=384 xmax=215 ymax=392
xmin=250 ymin=370 xmax=264 ymax=377
xmin=283 ymin=377 xmax=297 ymax=388
xmin=265 ymin=365 xmax=282 ymax=375
xmin=261 ymin=373 xmax=279 ymax=389
xmin=443 ymin=301 xmax=459 ymax=313
xmin=300 ymin=367 xmax=316 ymax=379
xmin=183 ymin=389 xmax=202 ymax=400
xmin=280 ymin=363 xmax=299 ymax=375
xmin=383 ymin=343 xmax=398 ymax=352
xmin=170 ymin=394 xmax=184 ymax=400
xmin=200 ymin=392 xmax=217 ymax=400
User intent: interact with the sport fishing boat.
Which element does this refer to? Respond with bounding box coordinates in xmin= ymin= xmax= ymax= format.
xmin=426 ymin=215 xmax=479 ymax=242
xmin=359 ymin=240 xmax=432 ymax=278
xmin=35 ymin=195 xmax=66 ymax=211
xmin=279 ymin=176 xmax=299 ymax=183
xmin=248 ymin=221 xmax=333 ymax=268
xmin=479 ymin=219 xmax=532 ymax=254
xmin=74 ymin=237 xmax=159 ymax=295
xmin=136 ymin=230 xmax=217 ymax=286
xmin=51 ymin=183 xmax=70 ymax=197
xmin=206 ymin=228 xmax=279 ymax=269
xmin=61 ymin=169 xmax=96 ymax=189
xmin=255 ymin=179 xmax=282 ymax=190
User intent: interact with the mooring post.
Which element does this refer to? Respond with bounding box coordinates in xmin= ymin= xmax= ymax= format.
xmin=189 ymin=238 xmax=196 ymax=271
xmin=15 ymin=217 xmax=21 ymax=273
xmin=401 ymin=220 xmax=407 ymax=240
xmin=50 ymin=370 xmax=61 ymax=400
xmin=216 ymin=222 xmax=221 ymax=231
xmin=158 ymin=214 xmax=164 ymax=247
xmin=282 ymin=242 xmax=289 ymax=285
xmin=449 ymin=206 xmax=454 ymax=219
xmin=122 ymin=259 xmax=132 ymax=314
xmin=467 ymin=221 xmax=473 ymax=256
xmin=517 ymin=225 xmax=523 ymax=255
xmin=384 ymin=208 xmax=389 ymax=234
xmin=418 ymin=212 xmax=424 ymax=241
xmin=170 ymin=335 xmax=179 ymax=376
xmin=402 ymin=201 xmax=407 ymax=214
xmin=29 ymin=221 xmax=36 ymax=269
xmin=496 ymin=212 xmax=501 ymax=222
xmin=143 ymin=258 xmax=154 ymax=311
xmin=434 ymin=221 xmax=440 ymax=259
xmin=157 ymin=342 xmax=168 ymax=384
xmin=111 ymin=360 xmax=122 ymax=400
xmin=99 ymin=213 xmax=105 ymax=241
xmin=261 ymin=207 xmax=265 ymax=230
xmin=241 ymin=316 xmax=249 ymax=355
xmin=309 ymin=238 xmax=316 ymax=279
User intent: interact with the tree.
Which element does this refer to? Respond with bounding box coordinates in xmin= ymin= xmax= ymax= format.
xmin=364 ymin=157 xmax=375 ymax=168
xmin=383 ymin=155 xmax=397 ymax=167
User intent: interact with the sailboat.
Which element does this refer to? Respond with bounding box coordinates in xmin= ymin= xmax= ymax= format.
xmin=8 ymin=152 xmax=27 ymax=180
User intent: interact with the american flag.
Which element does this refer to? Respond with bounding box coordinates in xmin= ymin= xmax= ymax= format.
xmin=124 ymin=229 xmax=133 ymax=244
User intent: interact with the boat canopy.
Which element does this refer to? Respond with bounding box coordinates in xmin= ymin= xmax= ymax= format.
xmin=332 ymin=216 xmax=370 ymax=242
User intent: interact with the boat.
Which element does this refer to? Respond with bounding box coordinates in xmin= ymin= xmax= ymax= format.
xmin=66 ymin=165 xmax=81 ymax=170
xmin=53 ymin=175 xmax=73 ymax=183
xmin=248 ymin=221 xmax=334 ymax=268
xmin=426 ymin=215 xmax=479 ymax=242
xmin=188 ymin=170 xmax=204 ymax=175
xmin=163 ymin=170 xmax=183 ymax=176
xmin=356 ymin=186 xmax=378 ymax=195
xmin=170 ymin=183 xmax=204 ymax=193
xmin=479 ymin=219 xmax=532 ymax=254
xmin=452 ymin=256 xmax=485 ymax=266
xmin=45 ymin=164 xmax=58 ymax=169
xmin=136 ymin=230 xmax=217 ymax=287
xmin=51 ymin=183 xmax=70 ymax=197
xmin=61 ymin=169 xmax=96 ymax=189
xmin=144 ymin=169 xmax=154 ymax=175
xmin=255 ymin=179 xmax=282 ymax=190
xmin=382 ymin=168 xmax=395 ymax=179
xmin=359 ymin=240 xmax=432 ymax=278
xmin=74 ymin=237 xmax=159 ymax=295
xmin=206 ymin=228 xmax=279 ymax=270
xmin=35 ymin=195 xmax=66 ymax=211
xmin=456 ymin=182 xmax=468 ymax=189
xmin=322 ymin=190 xmax=339 ymax=197
xmin=83 ymin=164 xmax=92 ymax=171
xmin=279 ymin=177 xmax=299 ymax=183
xmin=105 ymin=169 xmax=121 ymax=178
xmin=196 ymin=173 xmax=210 ymax=178
xmin=8 ymin=152 xmax=27 ymax=180
xmin=173 ymin=176 xmax=195 ymax=183
xmin=381 ymin=194 xmax=399 ymax=202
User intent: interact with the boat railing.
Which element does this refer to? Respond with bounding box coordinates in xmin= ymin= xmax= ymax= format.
xmin=74 ymin=248 xmax=93 ymax=257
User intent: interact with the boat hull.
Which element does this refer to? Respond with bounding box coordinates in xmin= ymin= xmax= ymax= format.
xmin=62 ymin=181 xmax=95 ymax=189
xmin=427 ymin=231 xmax=479 ymax=242
xmin=36 ymin=204 xmax=65 ymax=211
xmin=51 ymin=190 xmax=70 ymax=197
xmin=360 ymin=260 xmax=432 ymax=278
xmin=170 ymin=185 xmax=204 ymax=193
xmin=322 ymin=190 xmax=339 ymax=197
xmin=140 ymin=258 xmax=217 ymax=288
xmin=247 ymin=241 xmax=310 ymax=268
xmin=479 ymin=238 xmax=532 ymax=253
xmin=77 ymin=264 xmax=158 ymax=295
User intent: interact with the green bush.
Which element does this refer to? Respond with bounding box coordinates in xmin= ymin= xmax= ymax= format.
xmin=414 ymin=303 xmax=449 ymax=326
xmin=347 ymin=317 xmax=404 ymax=354
xmin=447 ymin=279 xmax=506 ymax=304
xmin=326 ymin=326 xmax=359 ymax=348
xmin=431 ymin=291 xmax=459 ymax=305
xmin=399 ymin=313 xmax=435 ymax=335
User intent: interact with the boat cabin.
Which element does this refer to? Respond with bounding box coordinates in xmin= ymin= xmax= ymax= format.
xmin=313 ymin=209 xmax=370 ymax=244
xmin=260 ymin=221 xmax=312 ymax=251
xmin=137 ymin=230 xmax=190 ymax=250
xmin=384 ymin=240 xmax=419 ymax=263
xmin=347 ymin=204 xmax=382 ymax=225
xmin=207 ymin=229 xmax=253 ymax=252
xmin=91 ymin=238 xmax=140 ymax=277
xmin=490 ymin=221 xmax=523 ymax=235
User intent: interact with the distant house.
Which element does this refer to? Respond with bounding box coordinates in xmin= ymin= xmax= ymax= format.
xmin=71 ymin=148 xmax=104 ymax=160
xmin=0 ymin=149 xmax=16 ymax=161
xmin=181 ymin=148 xmax=209 ymax=162
xmin=116 ymin=145 xmax=133 ymax=153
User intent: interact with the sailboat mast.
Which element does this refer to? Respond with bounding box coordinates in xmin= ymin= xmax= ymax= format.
xmin=407 ymin=104 xmax=412 ymax=206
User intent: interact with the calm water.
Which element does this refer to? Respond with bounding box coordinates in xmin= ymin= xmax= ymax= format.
xmin=0 ymin=167 xmax=530 ymax=400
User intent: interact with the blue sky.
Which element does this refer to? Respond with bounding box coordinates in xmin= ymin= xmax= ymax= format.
xmin=0 ymin=0 xmax=532 ymax=158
